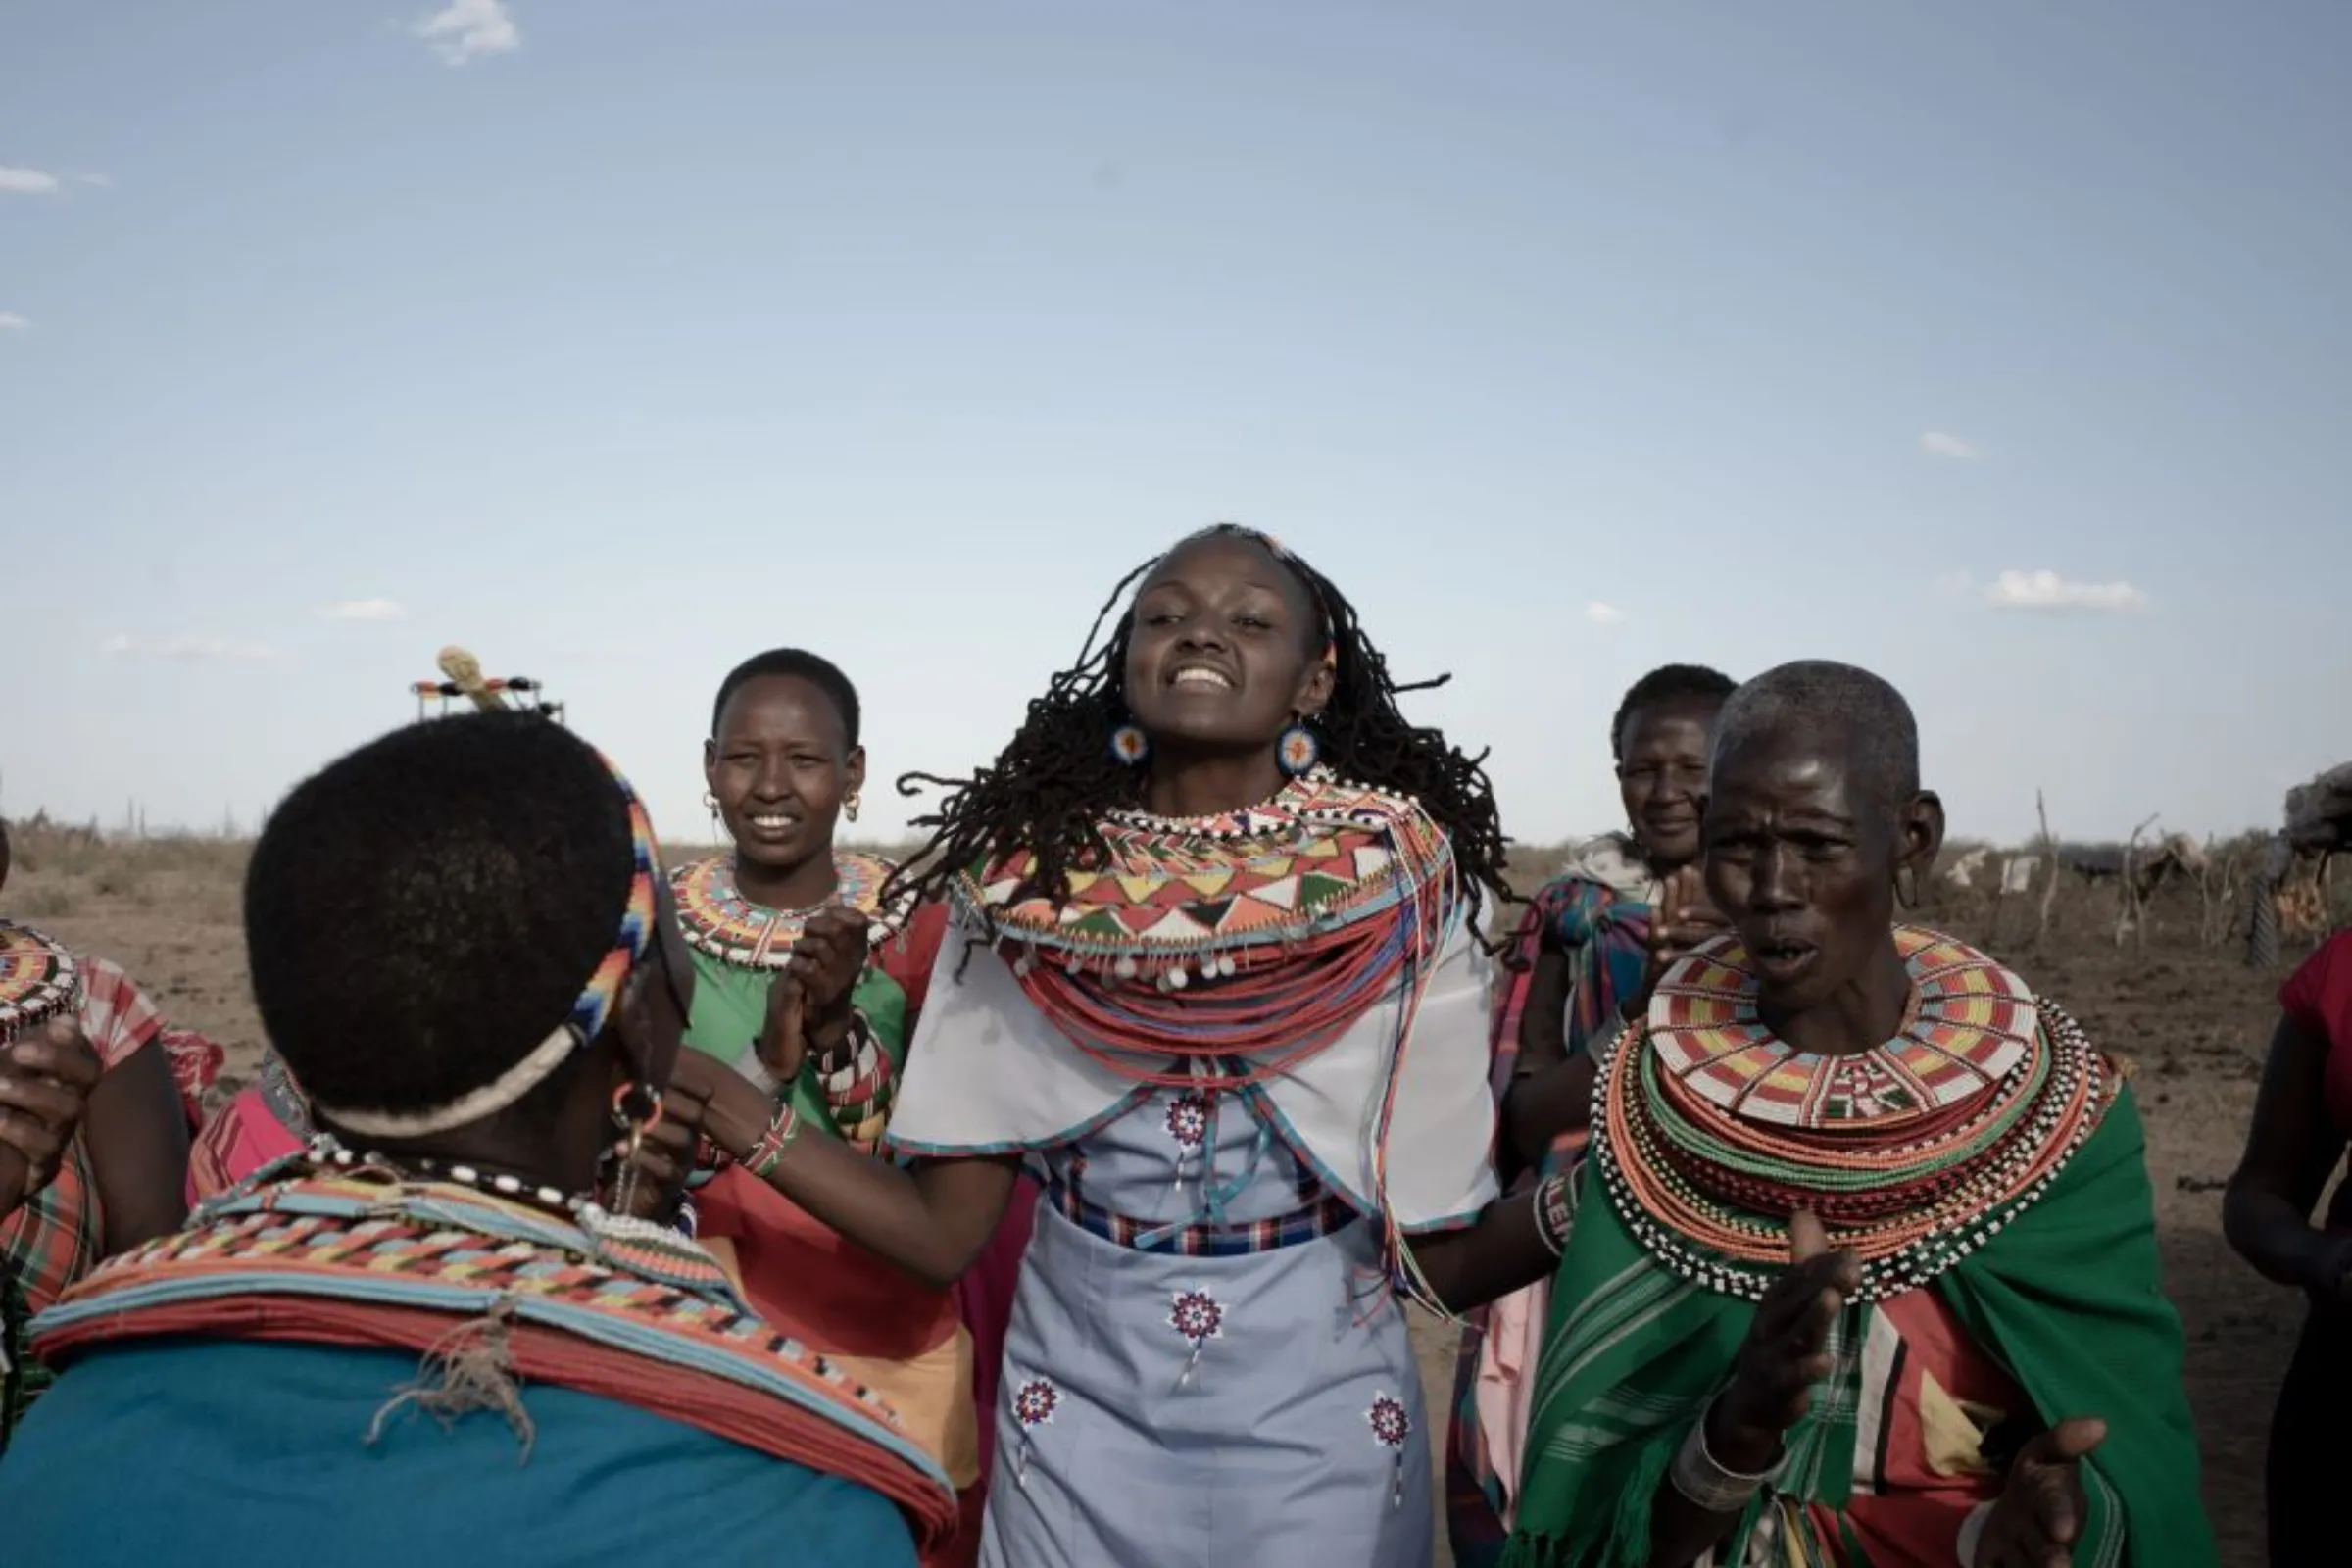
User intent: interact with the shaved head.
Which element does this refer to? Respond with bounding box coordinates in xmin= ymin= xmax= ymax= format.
xmin=1711 ymin=660 xmax=1921 ymax=822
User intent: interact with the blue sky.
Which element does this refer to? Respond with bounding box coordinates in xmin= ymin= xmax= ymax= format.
xmin=5 ymin=0 xmax=2347 ymax=853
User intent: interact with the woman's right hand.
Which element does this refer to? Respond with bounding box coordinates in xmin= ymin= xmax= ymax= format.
xmin=2303 ymin=1231 xmax=2352 ymax=1310
xmin=1622 ymin=865 xmax=1731 ymax=1021
xmin=1708 ymin=1210 xmax=1860 ymax=1472
xmin=0 ymin=1019 xmax=105 ymax=1198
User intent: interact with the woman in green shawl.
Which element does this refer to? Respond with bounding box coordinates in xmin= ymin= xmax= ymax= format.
xmin=1505 ymin=660 xmax=2214 ymax=1568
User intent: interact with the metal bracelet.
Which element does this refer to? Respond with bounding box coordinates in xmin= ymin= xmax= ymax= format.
xmin=740 ymin=1044 xmax=783 ymax=1099
xmin=1667 ymin=1397 xmax=1786 ymax=1514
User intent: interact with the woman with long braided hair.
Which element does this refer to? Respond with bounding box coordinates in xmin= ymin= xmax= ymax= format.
xmin=654 ymin=524 xmax=1589 ymax=1566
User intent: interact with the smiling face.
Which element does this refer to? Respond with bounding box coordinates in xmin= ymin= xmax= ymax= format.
xmin=703 ymin=674 xmax=865 ymax=881
xmin=1119 ymin=533 xmax=1335 ymax=754
xmin=1701 ymin=727 xmax=1942 ymax=1015
xmin=1616 ymin=695 xmax=1722 ymax=869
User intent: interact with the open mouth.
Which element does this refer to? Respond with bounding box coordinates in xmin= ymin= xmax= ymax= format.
xmin=743 ymin=811 xmax=802 ymax=839
xmin=1751 ymin=936 xmax=1818 ymax=983
xmin=1167 ymin=663 xmax=1236 ymax=693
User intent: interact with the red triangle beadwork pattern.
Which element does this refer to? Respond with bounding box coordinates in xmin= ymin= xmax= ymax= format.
xmin=950 ymin=769 xmax=1453 ymax=961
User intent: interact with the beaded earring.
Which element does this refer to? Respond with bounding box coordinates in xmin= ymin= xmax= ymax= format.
xmin=1276 ymin=720 xmax=1319 ymax=777
xmin=1109 ymin=723 xmax=1151 ymax=767
xmin=704 ymin=790 xmax=721 ymax=840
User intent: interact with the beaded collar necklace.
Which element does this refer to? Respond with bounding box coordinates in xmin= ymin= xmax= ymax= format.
xmin=671 ymin=850 xmax=906 ymax=971
xmin=1594 ymin=925 xmax=2116 ymax=1303
xmin=955 ymin=766 xmax=1456 ymax=992
xmin=0 ymin=920 xmax=79 ymax=1046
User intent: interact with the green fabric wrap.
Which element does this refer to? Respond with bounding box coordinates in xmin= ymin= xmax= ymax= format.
xmin=1503 ymin=1084 xmax=2215 ymax=1567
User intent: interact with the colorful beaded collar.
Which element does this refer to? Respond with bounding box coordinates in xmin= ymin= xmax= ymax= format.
xmin=1596 ymin=925 xmax=2115 ymax=1302
xmin=1644 ymin=925 xmax=2038 ymax=1130
xmin=671 ymin=851 xmax=908 ymax=970
xmin=0 ymin=921 xmax=78 ymax=1045
xmin=948 ymin=767 xmax=1456 ymax=991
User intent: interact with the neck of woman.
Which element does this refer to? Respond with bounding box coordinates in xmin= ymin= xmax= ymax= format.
xmin=732 ymin=846 xmax=840 ymax=912
xmin=1758 ymin=938 xmax=1913 ymax=1058
xmin=337 ymin=1116 xmax=603 ymax=1210
xmin=1141 ymin=752 xmax=1289 ymax=820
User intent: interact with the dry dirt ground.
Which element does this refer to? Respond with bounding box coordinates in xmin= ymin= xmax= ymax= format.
xmin=5 ymin=833 xmax=2318 ymax=1565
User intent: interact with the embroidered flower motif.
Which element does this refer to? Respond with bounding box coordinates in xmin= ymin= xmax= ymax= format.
xmin=1167 ymin=1286 xmax=1225 ymax=1348
xmin=1013 ymin=1377 xmax=1060 ymax=1429
xmin=1367 ymin=1393 xmax=1410 ymax=1449
xmin=1164 ymin=1090 xmax=1209 ymax=1151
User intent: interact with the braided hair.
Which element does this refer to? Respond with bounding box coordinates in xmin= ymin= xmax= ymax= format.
xmin=883 ymin=524 xmax=1515 ymax=944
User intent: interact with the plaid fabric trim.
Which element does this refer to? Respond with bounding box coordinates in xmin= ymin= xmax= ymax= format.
xmin=0 ymin=1141 xmax=99 ymax=1313
xmin=72 ymin=955 xmax=161 ymax=1070
xmin=1046 ymin=1172 xmax=1358 ymax=1256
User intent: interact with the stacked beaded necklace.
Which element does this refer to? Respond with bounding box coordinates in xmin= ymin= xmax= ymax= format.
xmin=0 ymin=921 xmax=78 ymax=1048
xmin=671 ymin=850 xmax=910 ymax=969
xmin=949 ymin=766 xmax=1459 ymax=1092
xmin=1594 ymin=925 xmax=2115 ymax=1302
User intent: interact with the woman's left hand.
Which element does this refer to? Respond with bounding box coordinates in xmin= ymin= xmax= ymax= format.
xmin=783 ymin=905 xmax=868 ymax=1057
xmin=1975 ymin=1417 xmax=2104 ymax=1567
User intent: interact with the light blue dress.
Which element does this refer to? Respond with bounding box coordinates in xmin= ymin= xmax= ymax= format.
xmin=981 ymin=1080 xmax=1433 ymax=1567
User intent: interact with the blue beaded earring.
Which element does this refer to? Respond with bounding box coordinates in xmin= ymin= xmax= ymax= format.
xmin=1276 ymin=719 xmax=1319 ymax=777
xmin=1109 ymin=723 xmax=1151 ymax=766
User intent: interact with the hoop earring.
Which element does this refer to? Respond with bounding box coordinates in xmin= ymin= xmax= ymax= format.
xmin=1276 ymin=719 xmax=1320 ymax=778
xmin=704 ymin=791 xmax=722 ymax=842
xmin=844 ymin=789 xmax=860 ymax=824
xmin=609 ymin=1079 xmax=662 ymax=1217
xmin=1109 ymin=723 xmax=1151 ymax=767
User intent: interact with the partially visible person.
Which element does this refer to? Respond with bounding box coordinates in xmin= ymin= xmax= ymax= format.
xmin=1446 ymin=662 xmax=1735 ymax=1567
xmin=0 ymin=711 xmax=956 ymax=1564
xmin=0 ymin=815 xmax=221 ymax=1449
xmin=1504 ymin=660 xmax=2213 ymax=1567
xmin=2224 ymin=926 xmax=2352 ymax=1566
xmin=652 ymin=647 xmax=1037 ymax=1566
xmin=0 ymin=923 xmax=103 ymax=1446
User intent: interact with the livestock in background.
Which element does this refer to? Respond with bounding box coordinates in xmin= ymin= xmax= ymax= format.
xmin=2246 ymin=761 xmax=2352 ymax=965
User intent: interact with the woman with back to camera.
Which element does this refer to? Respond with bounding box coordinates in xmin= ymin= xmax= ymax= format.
xmin=0 ymin=711 xmax=957 ymax=1564
xmin=2224 ymin=923 xmax=2352 ymax=1566
xmin=1446 ymin=662 xmax=1736 ymax=1567
xmin=648 ymin=524 xmax=1593 ymax=1566
xmin=1504 ymin=660 xmax=2213 ymax=1567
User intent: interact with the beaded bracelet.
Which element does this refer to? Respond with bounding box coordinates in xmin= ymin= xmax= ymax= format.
xmin=1533 ymin=1170 xmax=1578 ymax=1258
xmin=1667 ymin=1398 xmax=1786 ymax=1515
xmin=745 ymin=1099 xmax=803 ymax=1181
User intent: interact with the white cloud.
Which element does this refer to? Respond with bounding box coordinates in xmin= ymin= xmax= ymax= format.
xmin=1920 ymin=430 xmax=1979 ymax=460
xmin=1584 ymin=601 xmax=1629 ymax=626
xmin=1984 ymin=569 xmax=2148 ymax=613
xmin=318 ymin=598 xmax=409 ymax=622
xmin=414 ymin=0 xmax=519 ymax=65
xmin=0 ymin=313 xmax=27 ymax=333
xmin=101 ymin=633 xmax=281 ymax=662
xmin=0 ymin=166 xmax=62 ymax=196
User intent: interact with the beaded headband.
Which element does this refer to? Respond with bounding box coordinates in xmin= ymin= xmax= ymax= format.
xmin=316 ymin=751 xmax=661 ymax=1140
xmin=0 ymin=921 xmax=79 ymax=1047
